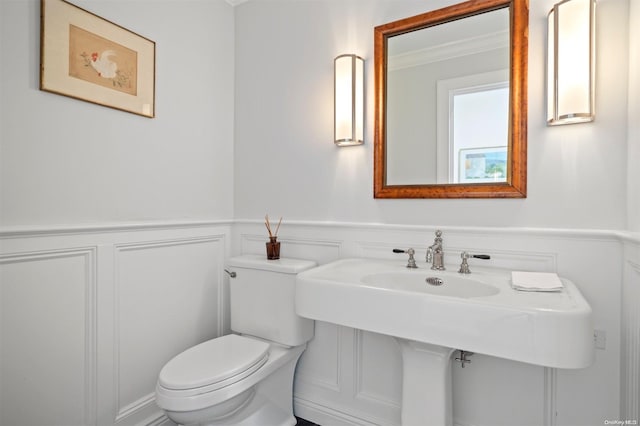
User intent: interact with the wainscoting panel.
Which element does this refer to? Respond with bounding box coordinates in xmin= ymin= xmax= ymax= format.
xmin=0 ymin=248 xmax=97 ymax=426
xmin=234 ymin=221 xmax=629 ymax=426
xmin=2 ymin=222 xmax=637 ymax=426
xmin=354 ymin=330 xmax=402 ymax=409
xmin=114 ymin=235 xmax=225 ymax=424
xmin=356 ymin=241 xmax=556 ymax=274
xmin=296 ymin=321 xmax=342 ymax=393
xmin=0 ymin=221 xmax=231 ymax=426
xmin=240 ymin=233 xmax=344 ymax=266
xmin=622 ymin=239 xmax=640 ymax=424
xmin=451 ymin=354 xmax=546 ymax=426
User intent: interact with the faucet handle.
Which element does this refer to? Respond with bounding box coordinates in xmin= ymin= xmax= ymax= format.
xmin=393 ymin=248 xmax=418 ymax=269
xmin=470 ymin=254 xmax=490 ymax=260
xmin=461 ymin=252 xmax=491 ymax=260
xmin=458 ymin=251 xmax=491 ymax=274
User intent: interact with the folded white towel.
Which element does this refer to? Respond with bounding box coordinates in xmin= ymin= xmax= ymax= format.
xmin=511 ymin=271 xmax=564 ymax=292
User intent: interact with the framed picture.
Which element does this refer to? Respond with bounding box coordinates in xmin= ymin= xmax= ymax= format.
xmin=459 ymin=146 xmax=508 ymax=183
xmin=40 ymin=0 xmax=155 ymax=118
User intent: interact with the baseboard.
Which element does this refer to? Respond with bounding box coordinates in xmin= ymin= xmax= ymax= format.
xmin=140 ymin=411 xmax=174 ymax=426
xmin=294 ymin=397 xmax=387 ymax=426
xmin=294 ymin=396 xmax=481 ymax=426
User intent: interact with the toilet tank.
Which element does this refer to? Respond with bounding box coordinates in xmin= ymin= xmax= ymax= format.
xmin=227 ymin=254 xmax=317 ymax=347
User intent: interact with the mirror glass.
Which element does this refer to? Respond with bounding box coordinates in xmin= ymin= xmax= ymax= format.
xmin=374 ymin=0 xmax=528 ymax=198
xmin=386 ymin=8 xmax=509 ymax=185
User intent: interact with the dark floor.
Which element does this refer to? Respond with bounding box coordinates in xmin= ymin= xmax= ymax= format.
xmin=295 ymin=417 xmax=321 ymax=426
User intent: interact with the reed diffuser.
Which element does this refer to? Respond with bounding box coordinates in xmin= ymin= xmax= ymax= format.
xmin=264 ymin=215 xmax=282 ymax=260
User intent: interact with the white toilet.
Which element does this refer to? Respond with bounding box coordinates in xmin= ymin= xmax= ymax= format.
xmin=155 ymin=254 xmax=317 ymax=426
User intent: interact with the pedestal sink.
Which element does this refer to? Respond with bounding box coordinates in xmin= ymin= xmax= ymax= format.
xmin=295 ymin=258 xmax=594 ymax=426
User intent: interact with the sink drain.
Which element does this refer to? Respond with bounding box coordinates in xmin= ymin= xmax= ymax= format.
xmin=426 ymin=277 xmax=444 ymax=286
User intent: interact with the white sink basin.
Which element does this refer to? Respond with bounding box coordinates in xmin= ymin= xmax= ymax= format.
xmin=296 ymin=258 xmax=594 ymax=369
xmin=361 ymin=271 xmax=499 ymax=298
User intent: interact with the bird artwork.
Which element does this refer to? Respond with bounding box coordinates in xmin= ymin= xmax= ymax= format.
xmin=89 ymin=50 xmax=118 ymax=78
xmin=78 ymin=48 xmax=132 ymax=91
xmin=64 ymin=23 xmax=142 ymax=104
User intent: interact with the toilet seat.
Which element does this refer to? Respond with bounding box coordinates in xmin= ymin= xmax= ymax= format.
xmin=158 ymin=334 xmax=269 ymax=397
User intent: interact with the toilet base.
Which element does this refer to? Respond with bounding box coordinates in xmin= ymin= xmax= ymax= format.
xmin=160 ymin=339 xmax=304 ymax=426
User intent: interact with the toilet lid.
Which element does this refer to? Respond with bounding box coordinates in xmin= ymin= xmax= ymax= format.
xmin=158 ymin=334 xmax=269 ymax=391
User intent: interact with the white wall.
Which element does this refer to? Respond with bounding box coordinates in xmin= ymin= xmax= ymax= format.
xmin=0 ymin=1 xmax=235 ymax=425
xmin=1 ymin=0 xmax=638 ymax=426
xmin=0 ymin=0 xmax=235 ymax=226
xmin=628 ymin=0 xmax=640 ymax=232
xmin=234 ymin=0 xmax=629 ymax=230
xmin=233 ymin=1 xmax=638 ymax=426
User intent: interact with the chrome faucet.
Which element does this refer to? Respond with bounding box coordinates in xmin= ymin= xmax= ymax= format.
xmin=426 ymin=230 xmax=445 ymax=270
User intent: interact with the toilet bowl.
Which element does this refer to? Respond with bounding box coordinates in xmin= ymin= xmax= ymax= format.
xmin=155 ymin=255 xmax=317 ymax=426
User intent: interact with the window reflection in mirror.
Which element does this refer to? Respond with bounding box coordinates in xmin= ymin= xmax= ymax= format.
xmin=452 ymin=85 xmax=508 ymax=184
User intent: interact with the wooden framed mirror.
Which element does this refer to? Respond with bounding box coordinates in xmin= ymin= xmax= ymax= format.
xmin=374 ymin=0 xmax=528 ymax=198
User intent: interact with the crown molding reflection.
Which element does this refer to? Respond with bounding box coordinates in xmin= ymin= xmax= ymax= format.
xmin=388 ymin=30 xmax=508 ymax=71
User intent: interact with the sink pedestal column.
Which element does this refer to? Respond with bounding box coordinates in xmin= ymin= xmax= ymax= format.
xmin=396 ymin=339 xmax=455 ymax=426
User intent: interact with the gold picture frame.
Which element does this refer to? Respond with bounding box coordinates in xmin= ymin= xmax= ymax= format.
xmin=40 ymin=0 xmax=155 ymax=118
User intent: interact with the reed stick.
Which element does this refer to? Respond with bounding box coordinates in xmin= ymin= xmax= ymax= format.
xmin=265 ymin=214 xmax=273 ymax=237
xmin=264 ymin=214 xmax=282 ymax=238
xmin=274 ymin=217 xmax=282 ymax=236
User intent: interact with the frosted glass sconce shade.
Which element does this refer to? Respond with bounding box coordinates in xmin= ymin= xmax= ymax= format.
xmin=334 ymin=54 xmax=364 ymax=146
xmin=547 ymin=0 xmax=596 ymax=125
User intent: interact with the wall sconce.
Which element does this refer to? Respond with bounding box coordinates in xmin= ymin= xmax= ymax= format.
xmin=547 ymin=0 xmax=596 ymax=125
xmin=334 ymin=54 xmax=364 ymax=146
